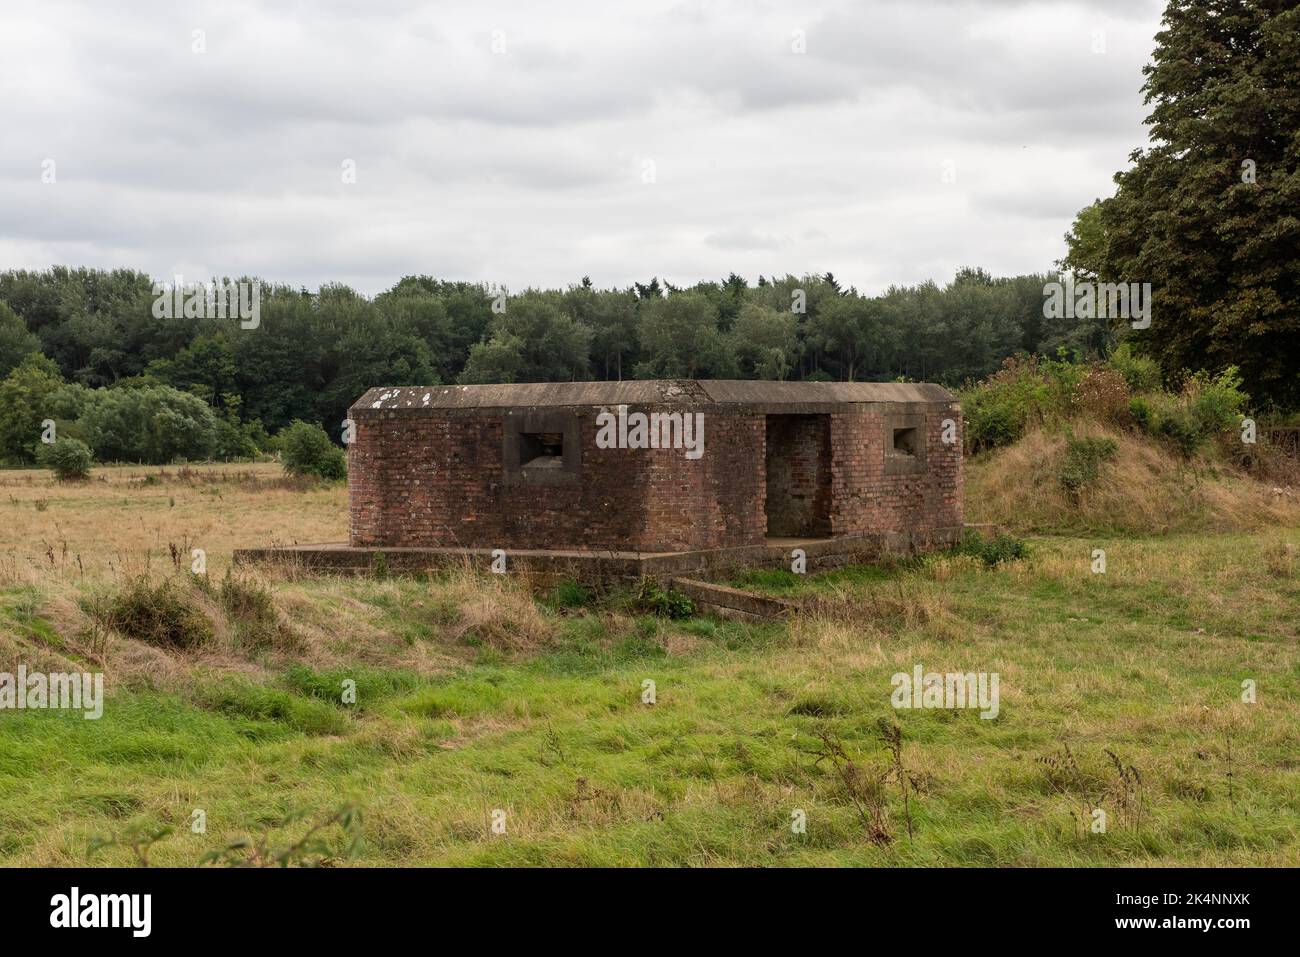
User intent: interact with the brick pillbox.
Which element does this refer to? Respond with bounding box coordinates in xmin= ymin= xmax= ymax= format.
xmin=346 ymin=380 xmax=962 ymax=554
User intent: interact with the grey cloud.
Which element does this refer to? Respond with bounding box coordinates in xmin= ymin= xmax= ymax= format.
xmin=0 ymin=0 xmax=1166 ymax=294
xmin=705 ymin=227 xmax=792 ymax=251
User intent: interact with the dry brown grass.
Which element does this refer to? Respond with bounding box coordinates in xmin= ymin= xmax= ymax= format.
xmin=4 ymin=442 xmax=1294 ymax=697
xmin=0 ymin=464 xmax=567 ymax=690
xmin=438 ymin=567 xmax=559 ymax=652
xmin=789 ymin=576 xmax=962 ymax=648
xmin=0 ymin=461 xmax=347 ymax=588
xmin=3 ymin=574 xmax=512 ymax=696
xmin=966 ymin=422 xmax=1300 ymax=533
xmin=0 ymin=462 xmax=351 ymax=687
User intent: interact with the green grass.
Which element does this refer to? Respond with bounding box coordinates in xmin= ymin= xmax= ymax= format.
xmin=0 ymin=530 xmax=1297 ymax=866
xmin=727 ymin=561 xmax=908 ymax=594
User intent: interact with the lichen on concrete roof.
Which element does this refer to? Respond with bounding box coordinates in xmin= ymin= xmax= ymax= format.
xmin=350 ymin=379 xmax=955 ymax=413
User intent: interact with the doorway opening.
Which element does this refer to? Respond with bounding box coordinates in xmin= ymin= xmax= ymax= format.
xmin=764 ymin=414 xmax=832 ymax=539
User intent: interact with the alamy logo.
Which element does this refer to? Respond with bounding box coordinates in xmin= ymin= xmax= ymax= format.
xmin=1042 ymin=276 xmax=1151 ymax=329
xmin=151 ymin=276 xmax=261 ymax=329
xmin=0 ymin=667 xmax=103 ymax=719
xmin=595 ymin=404 xmax=704 ymax=460
xmin=50 ymin=887 xmax=151 ymax=937
xmin=891 ymin=664 xmax=999 ymax=719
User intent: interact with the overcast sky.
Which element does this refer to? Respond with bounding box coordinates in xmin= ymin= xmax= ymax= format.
xmin=0 ymin=0 xmax=1165 ymax=296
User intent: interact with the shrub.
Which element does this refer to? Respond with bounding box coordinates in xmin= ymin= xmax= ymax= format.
xmin=1130 ymin=368 xmax=1248 ymax=458
xmin=213 ymin=418 xmax=258 ymax=461
xmin=36 ymin=436 xmax=93 ymax=480
xmin=1074 ymin=367 xmax=1131 ymax=427
xmin=963 ymin=399 xmax=1020 ymax=452
xmin=960 ymin=354 xmax=1083 ymax=453
xmin=0 ymin=353 xmax=74 ymax=464
xmin=1058 ymin=430 xmax=1119 ymax=497
xmin=279 ymin=420 xmax=347 ymax=480
xmin=1186 ymin=367 xmax=1248 ymax=436
xmin=1105 ymin=342 xmax=1162 ymax=393
xmin=217 ymin=571 xmax=281 ymax=647
xmin=1128 ymin=396 xmax=1152 ymax=431
xmin=960 ymin=350 xmax=1252 ymax=459
xmin=78 ymin=384 xmax=219 ymax=464
xmin=106 ymin=576 xmax=213 ymax=649
xmin=242 ymin=418 xmax=271 ymax=454
xmin=633 ymin=578 xmax=694 ymax=619
xmin=1154 ymin=407 xmax=1202 ymax=458
xmin=961 ymin=356 xmax=1050 ymax=452
xmin=953 ymin=530 xmax=1029 ymax=566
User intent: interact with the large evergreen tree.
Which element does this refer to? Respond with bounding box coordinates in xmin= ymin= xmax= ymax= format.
xmin=1098 ymin=0 xmax=1300 ymax=407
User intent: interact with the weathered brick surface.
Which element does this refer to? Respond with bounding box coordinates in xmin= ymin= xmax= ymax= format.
xmin=349 ymin=407 xmax=765 ymax=552
xmin=827 ymin=406 xmax=963 ymax=536
xmin=348 ymin=394 xmax=961 ymax=552
xmin=764 ymin=414 xmax=832 ymax=536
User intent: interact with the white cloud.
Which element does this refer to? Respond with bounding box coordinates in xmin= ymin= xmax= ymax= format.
xmin=0 ymin=0 xmax=1164 ymax=293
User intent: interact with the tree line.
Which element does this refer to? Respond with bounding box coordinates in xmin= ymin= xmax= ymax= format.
xmin=0 ymin=266 xmax=1111 ymax=464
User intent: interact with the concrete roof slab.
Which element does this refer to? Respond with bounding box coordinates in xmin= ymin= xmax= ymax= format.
xmin=351 ymin=379 xmax=955 ymax=414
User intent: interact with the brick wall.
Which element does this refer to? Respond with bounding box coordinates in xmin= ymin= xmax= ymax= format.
xmin=349 ymin=402 xmax=960 ymax=552
xmin=827 ymin=404 xmax=963 ymax=536
xmin=349 ymin=407 xmax=764 ymax=552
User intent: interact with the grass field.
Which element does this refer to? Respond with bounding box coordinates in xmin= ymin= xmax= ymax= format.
xmin=1 ymin=461 xmax=1297 ymax=866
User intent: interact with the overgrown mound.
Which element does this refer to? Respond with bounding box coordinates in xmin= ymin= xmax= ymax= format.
xmin=960 ymin=344 xmax=1299 ymax=533
xmin=106 ymin=576 xmax=215 ymax=650
xmin=966 ymin=422 xmax=1300 ymax=534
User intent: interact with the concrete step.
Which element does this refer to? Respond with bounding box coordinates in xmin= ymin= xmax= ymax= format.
xmin=667 ymin=578 xmax=800 ymax=622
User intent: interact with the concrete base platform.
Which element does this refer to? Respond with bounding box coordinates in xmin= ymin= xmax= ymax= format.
xmin=667 ymin=578 xmax=801 ymax=622
xmin=233 ymin=526 xmax=966 ymax=587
